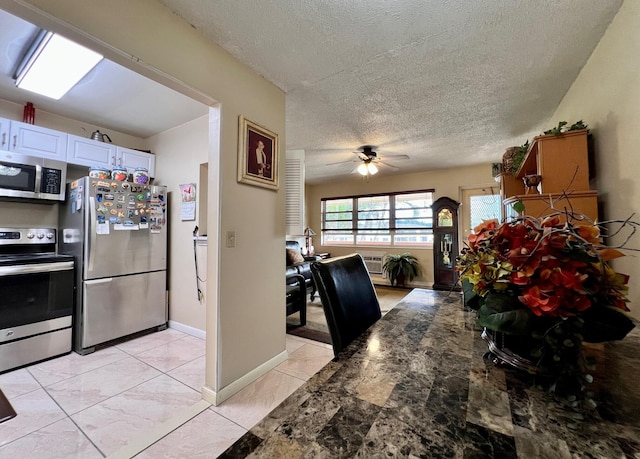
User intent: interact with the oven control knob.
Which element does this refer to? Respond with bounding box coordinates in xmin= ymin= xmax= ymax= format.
xmin=37 ymin=233 xmax=44 ymax=239
xmin=46 ymin=233 xmax=54 ymax=240
xmin=27 ymin=232 xmax=35 ymax=239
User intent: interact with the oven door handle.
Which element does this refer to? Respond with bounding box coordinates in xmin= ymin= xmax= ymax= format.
xmin=0 ymin=261 xmax=74 ymax=277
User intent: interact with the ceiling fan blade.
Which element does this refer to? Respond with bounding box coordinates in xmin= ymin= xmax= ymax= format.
xmin=377 ymin=161 xmax=400 ymax=171
xmin=379 ymin=154 xmax=410 ymax=160
xmin=327 ymin=159 xmax=359 ymax=166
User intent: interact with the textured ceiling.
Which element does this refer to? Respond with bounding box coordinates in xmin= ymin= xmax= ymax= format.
xmin=159 ymin=0 xmax=623 ymax=184
xmin=0 ymin=2 xmax=624 ymax=184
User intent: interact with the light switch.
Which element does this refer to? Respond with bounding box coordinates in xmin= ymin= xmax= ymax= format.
xmin=226 ymin=231 xmax=236 ymax=248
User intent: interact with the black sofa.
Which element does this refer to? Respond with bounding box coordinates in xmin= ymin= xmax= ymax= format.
xmin=286 ymin=240 xmax=318 ymax=301
xmin=286 ymin=273 xmax=307 ymax=325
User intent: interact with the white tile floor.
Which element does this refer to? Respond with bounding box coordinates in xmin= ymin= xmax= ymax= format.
xmin=0 ymin=329 xmax=334 ymax=458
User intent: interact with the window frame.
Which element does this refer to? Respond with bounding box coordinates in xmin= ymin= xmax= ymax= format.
xmin=321 ymin=189 xmax=435 ymax=248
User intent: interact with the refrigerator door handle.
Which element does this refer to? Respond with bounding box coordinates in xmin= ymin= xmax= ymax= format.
xmin=84 ymin=278 xmax=113 ymax=285
xmin=88 ymin=196 xmax=96 ymax=272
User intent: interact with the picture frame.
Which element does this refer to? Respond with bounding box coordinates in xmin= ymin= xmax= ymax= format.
xmin=237 ymin=115 xmax=279 ymax=190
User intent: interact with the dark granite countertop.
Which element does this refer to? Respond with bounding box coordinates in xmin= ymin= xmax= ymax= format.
xmin=221 ymin=289 xmax=640 ymax=458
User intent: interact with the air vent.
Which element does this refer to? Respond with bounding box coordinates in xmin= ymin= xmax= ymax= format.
xmin=359 ymin=252 xmax=385 ymax=274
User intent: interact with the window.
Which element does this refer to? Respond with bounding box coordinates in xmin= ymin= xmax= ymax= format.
xmin=322 ymin=190 xmax=434 ymax=247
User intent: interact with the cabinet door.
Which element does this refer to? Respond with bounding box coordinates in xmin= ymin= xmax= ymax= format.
xmin=9 ymin=121 xmax=67 ymax=160
xmin=116 ymin=146 xmax=155 ymax=177
xmin=67 ymin=134 xmax=117 ymax=168
xmin=0 ymin=117 xmax=9 ymax=150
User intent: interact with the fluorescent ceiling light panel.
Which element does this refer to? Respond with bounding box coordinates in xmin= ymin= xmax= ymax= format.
xmin=15 ymin=32 xmax=103 ymax=100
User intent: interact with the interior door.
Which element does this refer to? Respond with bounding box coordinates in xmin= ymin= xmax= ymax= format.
xmin=460 ymin=187 xmax=501 ymax=243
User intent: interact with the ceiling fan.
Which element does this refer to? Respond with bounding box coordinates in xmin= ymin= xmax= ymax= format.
xmin=328 ymin=145 xmax=410 ymax=176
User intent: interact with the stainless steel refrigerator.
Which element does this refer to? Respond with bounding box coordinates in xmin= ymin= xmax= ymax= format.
xmin=59 ymin=176 xmax=168 ymax=354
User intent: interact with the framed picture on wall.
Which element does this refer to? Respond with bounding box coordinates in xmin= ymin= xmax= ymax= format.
xmin=237 ymin=115 xmax=279 ymax=190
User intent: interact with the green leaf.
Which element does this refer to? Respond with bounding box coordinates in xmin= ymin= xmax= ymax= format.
xmin=580 ymin=306 xmax=635 ymax=342
xmin=512 ymin=200 xmax=525 ymax=215
xmin=461 ymin=279 xmax=481 ymax=310
xmin=477 ymin=293 xmax=537 ymax=335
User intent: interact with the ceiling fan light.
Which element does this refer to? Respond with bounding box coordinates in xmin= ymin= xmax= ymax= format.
xmin=357 ymin=163 xmax=369 ymax=175
xmin=367 ymin=163 xmax=378 ymax=175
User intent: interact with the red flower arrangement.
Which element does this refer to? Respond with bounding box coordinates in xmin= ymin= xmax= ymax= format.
xmin=459 ymin=215 xmax=630 ymax=319
xmin=457 ymin=214 xmax=635 ymax=398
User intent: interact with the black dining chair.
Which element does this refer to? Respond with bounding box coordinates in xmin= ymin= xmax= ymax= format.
xmin=311 ymin=253 xmax=382 ymax=359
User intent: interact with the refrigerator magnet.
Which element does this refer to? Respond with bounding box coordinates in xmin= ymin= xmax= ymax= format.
xmin=97 ymin=221 xmax=109 ymax=235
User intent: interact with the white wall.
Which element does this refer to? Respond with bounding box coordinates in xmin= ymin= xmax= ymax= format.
xmin=307 ymin=163 xmax=495 ymax=287
xmin=549 ymin=0 xmax=640 ymax=319
xmin=148 ymin=114 xmax=209 ymax=335
xmin=9 ymin=0 xmax=287 ymax=401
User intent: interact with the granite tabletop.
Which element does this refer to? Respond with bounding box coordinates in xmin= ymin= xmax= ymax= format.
xmin=221 ymin=289 xmax=640 ymax=458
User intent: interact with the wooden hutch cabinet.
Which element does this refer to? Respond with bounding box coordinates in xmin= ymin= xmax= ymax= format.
xmin=432 ymin=197 xmax=460 ymax=291
xmin=500 ymin=129 xmax=597 ymax=222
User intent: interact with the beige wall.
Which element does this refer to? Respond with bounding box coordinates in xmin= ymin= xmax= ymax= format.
xmin=307 ymin=163 xmax=495 ymax=287
xmin=549 ymin=0 xmax=640 ymax=319
xmin=148 ymin=114 xmax=209 ymax=334
xmin=8 ymin=0 xmax=287 ymax=398
xmin=0 ymin=98 xmax=147 ymax=150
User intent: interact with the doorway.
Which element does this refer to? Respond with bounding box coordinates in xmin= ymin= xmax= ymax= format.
xmin=460 ymin=186 xmax=501 ymax=243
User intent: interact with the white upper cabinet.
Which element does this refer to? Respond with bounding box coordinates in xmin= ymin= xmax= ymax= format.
xmin=67 ymin=134 xmax=117 ymax=169
xmin=1 ymin=118 xmax=155 ymax=177
xmin=116 ymin=146 xmax=155 ymax=177
xmin=0 ymin=117 xmax=9 ymax=150
xmin=9 ymin=120 xmax=67 ymax=160
xmin=67 ymin=136 xmax=155 ymax=177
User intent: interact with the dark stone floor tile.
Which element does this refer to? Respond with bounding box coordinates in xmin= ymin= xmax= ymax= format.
xmin=316 ymin=396 xmax=382 ymax=457
xmin=218 ymin=431 xmax=263 ymax=459
xmin=356 ymin=409 xmax=460 ymax=458
xmin=464 ymin=422 xmax=517 ymax=459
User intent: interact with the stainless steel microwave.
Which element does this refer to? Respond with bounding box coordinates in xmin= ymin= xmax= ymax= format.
xmin=0 ymin=150 xmax=67 ymax=202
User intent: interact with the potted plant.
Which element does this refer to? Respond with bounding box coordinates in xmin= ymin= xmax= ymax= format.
xmin=382 ymin=253 xmax=421 ymax=287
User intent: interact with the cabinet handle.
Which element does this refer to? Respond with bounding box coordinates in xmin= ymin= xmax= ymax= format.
xmin=119 ymin=157 xmax=122 ymax=166
xmin=111 ymin=156 xmax=116 ymax=166
xmin=1 ymin=133 xmax=5 ymax=146
xmin=12 ymin=135 xmax=17 ymax=148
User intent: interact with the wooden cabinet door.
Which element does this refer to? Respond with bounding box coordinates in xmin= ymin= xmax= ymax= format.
xmin=9 ymin=121 xmax=67 ymax=160
xmin=67 ymin=134 xmax=117 ymax=168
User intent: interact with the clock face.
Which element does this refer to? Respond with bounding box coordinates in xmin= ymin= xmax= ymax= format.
xmin=437 ymin=208 xmax=453 ymax=227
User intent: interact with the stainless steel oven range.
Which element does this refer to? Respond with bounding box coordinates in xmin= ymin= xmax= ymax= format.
xmin=0 ymin=227 xmax=74 ymax=373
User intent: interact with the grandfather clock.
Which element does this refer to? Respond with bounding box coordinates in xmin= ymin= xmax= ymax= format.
xmin=432 ymin=197 xmax=460 ymax=291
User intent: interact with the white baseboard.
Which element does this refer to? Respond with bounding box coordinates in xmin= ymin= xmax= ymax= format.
xmin=168 ymin=320 xmax=206 ymax=340
xmin=201 ymin=349 xmax=289 ymax=406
